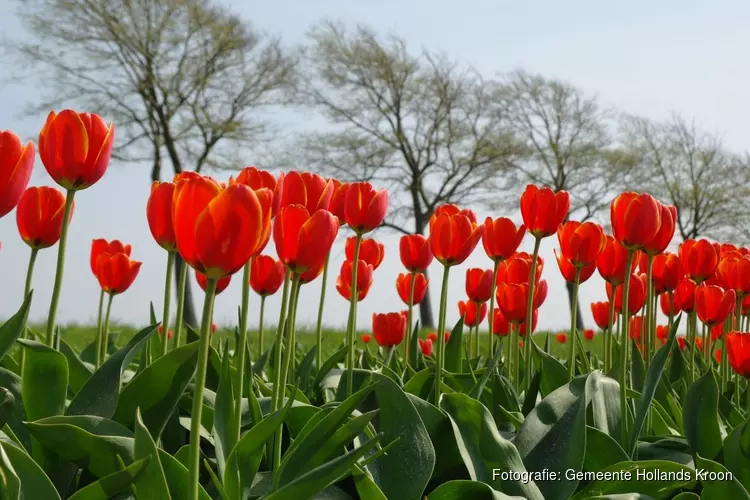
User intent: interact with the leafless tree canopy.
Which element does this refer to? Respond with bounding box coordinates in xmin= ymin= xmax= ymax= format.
xmin=292 ymin=21 xmax=521 ymax=235
xmin=6 ymin=0 xmax=295 ymax=180
xmin=621 ymin=113 xmax=750 ymax=243
xmin=495 ymin=70 xmax=637 ymax=223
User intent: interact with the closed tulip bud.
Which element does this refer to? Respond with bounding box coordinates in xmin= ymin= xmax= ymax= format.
xmin=346 ymin=236 xmax=385 ymax=270
xmin=533 ymin=280 xmax=549 ymax=310
xmin=606 ymin=273 xmax=647 ymax=314
xmin=711 ymin=323 xmax=725 ymax=342
xmin=555 ymin=250 xmax=597 ymax=283
xmin=496 ymin=252 xmax=544 ymax=285
xmin=361 ymin=333 xmax=372 ymax=344
xmin=399 ymin=234 xmax=434 ymax=272
xmin=717 ymin=252 xmax=750 ymax=294
xmin=91 ymin=239 xmax=132 ymax=278
xmin=430 ymin=204 xmax=478 ymax=224
xmin=429 ymin=208 xmax=484 ymax=267
xmin=458 ymin=300 xmax=488 ymax=327
xmin=556 ymin=333 xmax=568 ymax=344
xmin=0 ymin=130 xmax=35 ymax=218
xmin=396 ymin=272 xmax=428 ymax=305
xmin=336 ymin=259 xmax=373 ymax=301
xmin=38 ymin=110 xmax=114 ymax=191
xmin=250 ymin=255 xmax=285 ymax=296
xmin=372 ymin=312 xmax=406 ymax=347
xmin=725 ymin=331 xmax=750 ymax=378
xmin=465 ymin=268 xmax=493 ymax=303
xmin=660 ymin=292 xmax=679 ymax=316
xmin=146 ymin=181 xmax=177 ymax=252
xmin=695 ymin=285 xmax=735 ymax=327
xmin=643 ymin=203 xmax=677 ymax=255
xmin=656 ymin=325 xmax=669 ymax=345
xmin=610 ymin=192 xmax=662 ymax=250
xmin=16 ymin=186 xmax=72 ymax=249
xmin=419 ymin=338 xmax=433 ymax=356
xmin=95 ymin=252 xmax=141 ymax=295
xmin=492 ymin=308 xmax=510 ymax=336
xmin=274 ymin=205 xmax=338 ymax=274
xmin=590 ymin=301 xmax=612 ymax=329
xmin=496 ymin=282 xmax=530 ymax=323
xmin=343 ymin=182 xmax=389 ymax=234
xmin=196 ymin=270 xmax=231 ymax=295
xmin=678 ymin=239 xmax=719 ymax=284
xmin=652 ymin=253 xmax=684 ymax=293
xmin=520 ymin=184 xmax=570 ymax=238
xmin=673 ymin=278 xmax=698 ymax=313
xmin=518 ymin=309 xmax=539 ymax=337
xmin=629 ymin=316 xmax=644 ymax=342
xmin=427 ymin=331 xmax=450 ymax=343
xmin=276 ymin=171 xmax=334 ymax=214
xmin=584 ymin=329 xmax=595 ymax=340
xmin=597 ymin=235 xmax=636 ymax=286
xmin=557 ymin=221 xmax=607 ymax=267
xmin=482 ymin=217 xmax=526 ymax=262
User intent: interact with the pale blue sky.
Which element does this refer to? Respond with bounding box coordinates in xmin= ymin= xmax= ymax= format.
xmin=0 ymin=0 xmax=746 ymax=334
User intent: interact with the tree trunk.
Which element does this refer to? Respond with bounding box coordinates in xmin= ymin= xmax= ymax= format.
xmin=565 ymin=280 xmax=584 ymax=331
xmin=175 ymin=253 xmax=199 ymax=328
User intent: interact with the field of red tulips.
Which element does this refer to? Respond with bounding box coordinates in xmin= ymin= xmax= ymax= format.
xmin=1 ymin=110 xmax=750 ymax=500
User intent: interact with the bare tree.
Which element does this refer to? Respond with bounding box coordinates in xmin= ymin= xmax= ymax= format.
xmin=291 ymin=21 xmax=521 ymax=327
xmin=494 ymin=70 xmax=636 ymax=329
xmin=6 ymin=0 xmax=295 ymax=326
xmin=620 ymin=113 xmax=750 ymax=243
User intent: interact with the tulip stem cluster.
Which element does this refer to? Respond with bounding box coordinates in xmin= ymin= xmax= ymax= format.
xmin=44 ymin=189 xmax=76 ymax=347
xmin=524 ymin=237 xmax=542 ymax=391
xmin=345 ymin=234 xmax=363 ymax=398
xmin=173 ymin=261 xmax=189 ymax=349
xmin=314 ymin=253 xmax=331 ymax=371
xmin=232 ymin=260 xmax=253 ymax=447
xmin=619 ymin=249 xmax=636 ymax=449
xmin=567 ymin=267 xmax=582 ymax=379
xmin=161 ymin=252 xmax=176 ymax=357
xmin=433 ymin=265 xmax=451 ymax=406
xmin=187 ymin=277 xmax=218 ymax=500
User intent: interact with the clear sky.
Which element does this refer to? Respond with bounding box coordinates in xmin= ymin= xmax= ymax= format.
xmin=1 ymin=0 xmax=747 ymax=334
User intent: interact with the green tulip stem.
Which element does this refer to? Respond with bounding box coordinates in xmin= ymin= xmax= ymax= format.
xmin=45 ymin=189 xmax=75 ymax=347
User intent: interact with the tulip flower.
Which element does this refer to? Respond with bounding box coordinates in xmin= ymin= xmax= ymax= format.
xmin=591 ymin=301 xmax=612 ymax=329
xmin=361 ymin=333 xmax=372 ymax=344
xmin=652 ymin=253 xmax=684 ymax=293
xmin=656 ymin=325 xmax=669 ymax=345
xmin=465 ymin=268 xmax=493 ymax=303
xmin=336 ymin=259 xmax=374 ymax=301
xmin=276 ymin=171 xmax=334 ymax=214
xmin=597 ymin=236 xmax=635 ymax=287
xmin=678 ymin=336 xmax=687 ymax=350
xmin=555 ymin=250 xmax=597 ymax=283
xmin=556 ymin=333 xmax=568 ymax=344
xmin=157 ymin=326 xmax=174 ymax=340
xmin=396 ymin=273 xmax=428 ymax=305
xmin=629 ymin=316 xmax=644 ymax=344
xmin=428 ymin=331 xmax=451 ymax=343
xmin=496 ymin=282 xmax=531 ymax=323
xmin=643 ymin=203 xmax=677 ymax=256
xmin=607 ymin=273 xmax=647 ymax=315
xmin=492 ymin=308 xmax=511 ymax=336
xmin=518 ymin=309 xmax=539 ymax=337
xmin=678 ymin=239 xmax=719 ymax=284
xmin=328 ymin=179 xmax=348 ymax=223
xmin=520 ymin=185 xmax=570 ymax=238
xmin=0 ymin=130 xmax=35 ymax=219
xmin=660 ymin=292 xmax=678 ymax=317
xmin=610 ymin=193 xmax=662 ymax=250
xmin=696 ymin=285 xmax=736 ymax=327
xmin=399 ymin=234 xmax=433 ymax=271
xmin=497 ymin=252 xmax=544 ymax=285
xmin=343 ymin=182 xmax=389 ymax=234
xmin=250 ymin=255 xmax=285 ymax=297
xmin=714 ymin=348 xmax=722 ymax=365
xmin=583 ymin=329 xmax=595 ymax=341
xmin=274 ymin=205 xmax=338 ymax=273
xmin=673 ymin=278 xmax=697 ymax=313
xmin=232 ymin=166 xmax=278 ymax=211
xmin=196 ymin=270 xmax=231 ymax=295
xmin=346 ymin=236 xmax=385 ymax=269
xmin=372 ymin=312 xmax=406 ymax=349
xmin=458 ymin=300 xmax=488 ymax=327
xmin=483 ymin=217 xmax=526 ymax=261
xmin=419 ymin=338 xmax=433 ymax=357
xmin=726 ymin=332 xmax=750 ymax=378
xmin=711 ymin=323 xmax=724 ymax=342
xmin=718 ymin=252 xmax=750 ymax=295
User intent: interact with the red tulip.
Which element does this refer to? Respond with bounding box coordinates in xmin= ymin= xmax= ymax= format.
xmin=643 ymin=203 xmax=677 ymax=255
xmin=660 ymin=292 xmax=679 ymax=316
xmin=174 ymin=176 xmax=273 ymax=278
xmin=196 ymin=270 xmax=231 ymax=295
xmin=91 ymin=239 xmax=131 ymax=277
xmin=399 ymin=234 xmax=433 ymax=272
xmin=38 ymin=110 xmax=114 ymax=191
xmin=465 ymin=268 xmax=493 ymax=303
xmin=492 ymin=308 xmax=510 ymax=336
xmin=591 ymin=301 xmax=612 ymax=329
xmin=396 ymin=272 xmax=428 ymax=305
xmin=673 ymin=278 xmax=698 ymax=313
xmin=343 ymin=182 xmax=389 ymax=234
xmin=274 ymin=205 xmax=338 ymax=273
xmin=556 ymin=333 xmax=568 ymax=344
xmin=16 ymin=187 xmax=72 ymax=249
xmin=744 ymin=295 xmax=750 ymax=315
xmin=711 ymin=323 xmax=725 ymax=342
xmin=419 ymin=338 xmax=433 ymax=356
xmin=346 ymin=237 xmax=385 ymax=270
xmin=0 ymin=130 xmax=35 ymax=218
xmin=717 ymin=252 xmax=750 ymax=294
xmin=250 ymin=255 xmax=285 ymax=296
xmin=458 ymin=300 xmax=487 ymax=327
xmin=372 ymin=312 xmax=406 ymax=347
xmin=695 ymin=285 xmax=736 ymax=326
xmin=656 ymin=325 xmax=669 ymax=344
xmin=328 ymin=179 xmax=348 ymax=224
xmin=336 ymin=259 xmax=373 ymax=301
xmin=95 ymin=252 xmax=141 ymax=295
xmin=726 ymin=331 xmax=750 ymax=377
xmin=678 ymin=239 xmax=719 ymax=284
xmin=557 ymin=221 xmax=606 ymax=266
xmin=677 ymin=336 xmax=687 ymax=350
xmin=520 ymin=184 xmax=570 ymax=238
xmin=211 ymin=323 xmax=218 ymax=334
xmin=555 ymin=250 xmax=597 ymax=283
xmin=496 ymin=252 xmax=544 ymax=285
xmin=296 ymin=259 xmax=327 ymax=284
xmin=610 ymin=192 xmax=662 ymax=250
xmin=606 ymin=273 xmax=647 ymax=314
xmin=231 ymin=166 xmax=278 ymax=213
xmin=597 ymin=235 xmax=636 ymax=286
xmin=158 ymin=325 xmax=174 ymax=340
xmin=427 ymin=331 xmax=450 ymax=343
xmin=533 ymin=279 xmax=549 ymax=310
xmin=652 ymin=253 xmax=684 ymax=293
xmin=431 ymin=204 xmax=478 ymax=224
xmin=361 ymin=333 xmax=371 ymax=344
xmin=714 ymin=348 xmax=722 ymax=364
xmin=429 ymin=206 xmax=483 ymax=266
xmin=496 ymin=282 xmax=530 ymax=322
xmin=629 ymin=316 xmax=644 ymax=342
xmin=146 ymin=181 xmax=177 ymax=252
xmin=583 ymin=329 xmax=595 ymax=341
xmin=276 ymin=171 xmax=333 ymax=214
xmin=518 ymin=309 xmax=539 ymax=337
xmin=482 ymin=217 xmax=526 ymax=262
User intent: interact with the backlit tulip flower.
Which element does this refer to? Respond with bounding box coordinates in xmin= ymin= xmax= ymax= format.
xmin=158 ymin=326 xmax=174 ymax=340
xmin=678 ymin=239 xmax=719 ymax=284
xmin=717 ymin=252 xmax=750 ymax=294
xmin=492 ymin=308 xmax=510 ymax=336
xmin=429 ymin=208 xmax=484 ymax=266
xmin=591 ymin=301 xmax=612 ymax=329
xmin=0 ymin=130 xmax=35 ymax=218
xmin=95 ymin=252 xmax=141 ymax=295
xmin=610 ymin=192 xmax=662 ymax=249
xmin=673 ymin=278 xmax=697 ymax=313
xmin=231 ymin=166 xmax=278 ymax=209
xmin=518 ymin=309 xmax=539 ymax=337
xmin=652 ymin=253 xmax=684 ymax=293
xmin=174 ymin=176 xmax=273 ymax=277
xmin=346 ymin=237 xmax=385 ymax=269
xmin=276 ymin=171 xmax=333 ymax=214
xmin=196 ymin=270 xmax=231 ymax=295
xmin=427 ymin=331 xmax=450 ymax=343
xmin=496 ymin=252 xmax=544 ymax=285
xmin=465 ymin=268 xmax=493 ymax=302
xmin=584 ymin=329 xmax=595 ymax=341
xmin=16 ymin=187 xmax=71 ymax=249
xmin=431 ymin=204 xmax=478 ymax=224
xmin=711 ymin=323 xmax=724 ymax=342
xmin=458 ymin=300 xmax=488 ymax=327
xmin=396 ymin=272 xmax=428 ymax=305
xmin=296 ymin=259 xmax=327 ymax=284
xmin=399 ymin=234 xmax=433 ymax=271
xmin=372 ymin=312 xmax=406 ymax=347
xmin=520 ymin=184 xmax=570 ymax=238
xmin=533 ymin=280 xmax=549 ymax=309
xmin=211 ymin=323 xmax=218 ymax=334
xmin=556 ymin=333 xmax=568 ymax=344
xmin=597 ymin=236 xmax=636 ymax=286
xmin=557 ymin=221 xmax=606 ymax=266
xmin=419 ymin=338 xmax=433 ymax=356
xmin=38 ymin=110 xmax=114 ymax=191
xmin=328 ymin=179 xmax=348 ymax=224
xmin=660 ymin=292 xmax=678 ymax=316
xmin=250 ymin=255 xmax=285 ymax=296
xmin=343 ymin=182 xmax=389 ymax=234
xmin=725 ymin=332 xmax=750 ymax=377
xmin=695 ymin=285 xmax=736 ymax=326
xmin=606 ymin=273 xmax=647 ymax=314
xmin=361 ymin=334 xmax=371 ymax=344
xmin=656 ymin=325 xmax=669 ymax=345
xmin=496 ymin=282 xmax=530 ymax=322
xmin=273 ymin=205 xmax=338 ymax=273
xmin=482 ymin=217 xmax=526 ymax=262
xmin=146 ymin=181 xmax=177 ymax=252
xmin=555 ymin=250 xmax=597 ymax=283
xmin=336 ymin=259 xmax=373 ymax=301
xmin=91 ymin=239 xmax=132 ymax=277
xmin=629 ymin=316 xmax=644 ymax=342
xmin=643 ymin=203 xmax=677 ymax=255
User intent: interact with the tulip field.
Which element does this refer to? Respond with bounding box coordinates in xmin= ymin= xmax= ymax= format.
xmin=2 ymin=110 xmax=750 ymax=500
